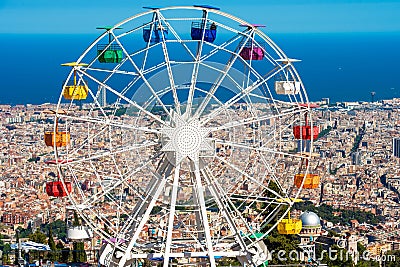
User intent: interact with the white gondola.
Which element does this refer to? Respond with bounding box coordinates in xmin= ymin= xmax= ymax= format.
xmin=275 ymin=58 xmax=302 ymax=95
xmin=67 ymin=226 xmax=94 ymax=240
xmin=275 ymin=81 xmax=301 ymax=95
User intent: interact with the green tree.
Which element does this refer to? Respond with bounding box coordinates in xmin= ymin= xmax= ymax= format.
xmin=264 ymin=230 xmax=300 ymax=265
xmin=73 ymin=211 xmax=80 ymax=226
xmin=72 ymin=242 xmax=87 ymax=263
xmin=61 ymin=247 xmax=70 ymax=263
xmin=14 ymin=230 xmax=19 ymax=265
xmin=71 ymin=212 xmax=87 ymax=263
xmin=28 ymin=230 xmax=47 ymax=244
xmin=56 ymin=241 xmax=64 ymax=250
xmin=3 ymin=243 xmax=11 ymax=264
xmin=48 ymin=227 xmax=57 ymax=261
xmin=0 ymin=231 xmax=4 ymax=246
xmin=55 ymin=241 xmax=64 ymax=262
xmin=16 ymin=226 xmax=32 ymax=238
xmin=354 ymin=243 xmax=379 ymax=267
xmin=42 ymin=220 xmax=67 ymax=240
xmin=316 ymin=244 xmax=353 ymax=267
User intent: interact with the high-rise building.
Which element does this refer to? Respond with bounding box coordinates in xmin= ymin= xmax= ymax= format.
xmin=97 ymin=85 xmax=107 ymax=107
xmin=393 ymin=138 xmax=400 ymax=158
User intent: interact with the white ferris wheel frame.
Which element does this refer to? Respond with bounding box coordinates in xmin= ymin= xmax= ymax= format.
xmin=51 ymin=5 xmax=317 ymax=267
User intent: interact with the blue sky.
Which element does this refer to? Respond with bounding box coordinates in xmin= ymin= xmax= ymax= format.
xmin=1 ymin=0 xmax=400 ymax=34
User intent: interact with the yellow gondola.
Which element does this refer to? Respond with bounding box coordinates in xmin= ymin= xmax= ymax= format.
xmin=277 ymin=211 xmax=302 ymax=235
xmin=61 ymin=62 xmax=89 ymax=100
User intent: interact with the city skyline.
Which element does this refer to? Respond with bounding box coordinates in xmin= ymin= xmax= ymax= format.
xmin=1 ymin=2 xmax=400 ymax=267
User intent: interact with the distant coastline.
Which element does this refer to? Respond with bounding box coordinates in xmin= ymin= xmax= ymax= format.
xmin=1 ymin=32 xmax=399 ymax=105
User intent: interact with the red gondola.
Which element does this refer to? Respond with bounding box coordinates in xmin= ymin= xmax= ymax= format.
xmin=293 ymin=125 xmax=319 ymax=140
xmin=293 ymin=104 xmax=319 ymax=140
xmin=46 ymin=181 xmax=72 ymax=197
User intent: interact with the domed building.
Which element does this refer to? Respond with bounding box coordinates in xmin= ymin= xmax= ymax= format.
xmin=298 ymin=211 xmax=322 ymax=246
xmin=298 ymin=211 xmax=322 ymax=263
xmin=299 ymin=211 xmax=322 ymax=236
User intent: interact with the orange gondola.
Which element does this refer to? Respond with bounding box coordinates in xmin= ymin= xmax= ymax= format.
xmin=294 ymin=173 xmax=320 ymax=189
xmin=44 ymin=117 xmax=70 ymax=147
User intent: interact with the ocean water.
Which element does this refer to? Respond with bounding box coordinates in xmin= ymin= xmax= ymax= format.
xmin=1 ymin=32 xmax=399 ymax=105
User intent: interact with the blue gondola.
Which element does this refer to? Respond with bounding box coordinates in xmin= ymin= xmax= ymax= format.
xmin=191 ymin=21 xmax=217 ymax=42
xmin=143 ymin=24 xmax=168 ymax=43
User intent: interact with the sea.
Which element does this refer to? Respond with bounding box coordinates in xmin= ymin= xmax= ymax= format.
xmin=1 ymin=32 xmax=399 ymax=105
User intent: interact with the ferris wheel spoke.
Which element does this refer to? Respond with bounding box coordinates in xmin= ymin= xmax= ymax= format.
xmin=121 ymin=156 xmax=172 ymax=232
xmin=58 ymin=114 xmax=161 ymax=134
xmin=83 ymin=65 xmax=135 ymax=113
xmin=258 ymin=153 xmax=290 ymax=198
xmin=201 ymin=167 xmax=250 ymax=251
xmin=185 ymin=12 xmax=211 ymax=116
xmin=253 ymin=198 xmax=280 ymax=224
xmin=83 ymin=67 xmax=138 ymax=76
xmin=157 ymin=13 xmax=196 ymax=61
xmin=260 ymin=145 xmax=305 ymax=198
xmin=64 ymin=141 xmax=157 ymax=167
xmin=199 ymin=60 xmax=245 ymax=94
xmin=117 ymin=170 xmax=168 ymax=239
xmin=259 ymin=203 xmax=285 ymax=235
xmin=199 ymin=34 xmax=243 ymax=63
xmin=192 ymin=162 xmax=216 ymax=266
xmin=76 ymin=69 xmax=168 ymax=126
xmin=213 ymin=160 xmax=285 ymax=214
xmin=209 ymin=106 xmax=299 ymax=132
xmin=107 ymin=140 xmax=146 ymax=223
xmin=200 ymin=31 xmax=275 ymax=85
xmin=118 ymin=160 xmax=172 ymax=267
xmin=163 ymin=163 xmax=182 ymax=266
xmin=111 ymin=35 xmax=174 ymax=121
xmin=194 ymin=31 xmax=254 ymax=118
xmin=213 ymin=155 xmax=287 ymax=202
xmin=203 ymin=167 xmax=266 ymax=253
xmin=200 ymin=63 xmax=287 ymax=125
xmin=155 ymin=11 xmax=181 ymax=115
xmin=246 ymin=91 xmax=303 ymax=106
xmin=139 ymin=19 xmax=158 ymax=72
xmin=66 ymin=164 xmax=150 ymax=208
xmin=64 ymin=124 xmax=110 ymax=157
xmin=230 ymin=194 xmax=289 ymax=208
xmin=214 ymin=139 xmax=307 ymax=161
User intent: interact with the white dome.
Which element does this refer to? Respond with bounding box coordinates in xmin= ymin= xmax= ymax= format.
xmin=300 ymin=211 xmax=321 ymax=227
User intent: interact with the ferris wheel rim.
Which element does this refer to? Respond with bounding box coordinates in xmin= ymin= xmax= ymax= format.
xmin=52 ymin=5 xmax=317 ymax=267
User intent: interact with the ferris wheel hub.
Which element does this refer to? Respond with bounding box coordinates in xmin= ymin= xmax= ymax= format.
xmin=161 ymin=112 xmax=213 ymax=165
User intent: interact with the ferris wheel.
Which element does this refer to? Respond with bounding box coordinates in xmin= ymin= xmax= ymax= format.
xmin=50 ymin=5 xmax=319 ymax=267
